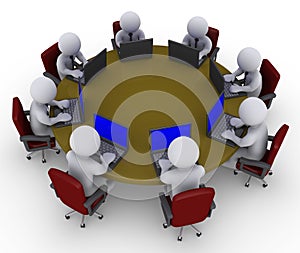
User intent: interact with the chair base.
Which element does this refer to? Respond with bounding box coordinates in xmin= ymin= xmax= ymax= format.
xmin=26 ymin=148 xmax=60 ymax=163
xmin=234 ymin=170 xmax=269 ymax=188
xmin=163 ymin=225 xmax=202 ymax=242
xmin=65 ymin=210 xmax=103 ymax=228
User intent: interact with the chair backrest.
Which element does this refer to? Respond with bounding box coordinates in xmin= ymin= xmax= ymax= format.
xmin=41 ymin=42 xmax=61 ymax=80
xmin=259 ymin=59 xmax=280 ymax=99
xmin=171 ymin=187 xmax=215 ymax=227
xmin=264 ymin=124 xmax=289 ymax=166
xmin=206 ymin=27 xmax=219 ymax=57
xmin=48 ymin=168 xmax=88 ymax=215
xmin=12 ymin=97 xmax=33 ymax=137
xmin=113 ymin=21 xmax=121 ymax=37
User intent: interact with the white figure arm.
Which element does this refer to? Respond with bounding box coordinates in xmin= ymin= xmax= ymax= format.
xmin=182 ymin=34 xmax=191 ymax=46
xmin=230 ymin=117 xmax=245 ymax=128
xmin=199 ymin=36 xmax=212 ymax=58
xmin=49 ymin=99 xmax=70 ymax=109
xmin=115 ymin=30 xmax=124 ymax=48
xmin=230 ymin=73 xmax=262 ymax=94
xmin=224 ymin=68 xmax=243 ymax=82
xmin=57 ymin=56 xmax=83 ymax=78
xmin=137 ymin=29 xmax=145 ymax=40
xmin=76 ymin=51 xmax=88 ymax=65
xmin=102 ymin=153 xmax=116 ymax=165
xmin=89 ymin=158 xmax=108 ymax=176
xmin=221 ymin=129 xmax=256 ymax=147
xmin=35 ymin=109 xmax=71 ymax=126
xmin=159 ymin=159 xmax=173 ymax=174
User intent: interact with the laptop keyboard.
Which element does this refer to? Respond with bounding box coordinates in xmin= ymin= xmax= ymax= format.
xmin=210 ymin=114 xmax=246 ymax=147
xmin=99 ymin=141 xmax=126 ymax=166
xmin=224 ymin=82 xmax=240 ymax=98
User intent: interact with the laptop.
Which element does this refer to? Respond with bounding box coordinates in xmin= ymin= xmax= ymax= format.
xmin=118 ymin=38 xmax=153 ymax=60
xmin=67 ymin=48 xmax=107 ymax=84
xmin=53 ymin=78 xmax=84 ymax=127
xmin=206 ymin=93 xmax=246 ymax=147
xmin=93 ymin=114 xmax=128 ymax=169
xmin=149 ymin=123 xmax=192 ymax=176
xmin=168 ymin=40 xmax=207 ymax=68
xmin=209 ymin=58 xmax=246 ymax=98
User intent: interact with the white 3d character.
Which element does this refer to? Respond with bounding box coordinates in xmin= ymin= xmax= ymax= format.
xmin=224 ymin=47 xmax=262 ymax=97
xmin=67 ymin=125 xmax=116 ymax=197
xmin=159 ymin=136 xmax=205 ymax=199
xmin=57 ymin=32 xmax=88 ymax=80
xmin=221 ymin=97 xmax=268 ymax=169
xmin=182 ymin=16 xmax=212 ymax=59
xmin=115 ymin=11 xmax=145 ymax=48
xmin=29 ymin=76 xmax=71 ymax=136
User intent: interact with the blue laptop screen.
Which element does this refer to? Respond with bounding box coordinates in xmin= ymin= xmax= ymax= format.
xmin=207 ymin=93 xmax=224 ymax=133
xmin=94 ymin=114 xmax=128 ymax=148
xmin=78 ymin=83 xmax=84 ymax=114
xmin=150 ymin=123 xmax=191 ymax=151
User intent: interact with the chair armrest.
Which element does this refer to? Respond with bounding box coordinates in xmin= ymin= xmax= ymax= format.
xmin=238 ymin=157 xmax=271 ymax=179
xmin=159 ymin=192 xmax=173 ymax=227
xmin=210 ymin=47 xmax=220 ymax=61
xmin=208 ymin=200 xmax=216 ymax=218
xmin=49 ymin=182 xmax=59 ymax=198
xmin=84 ymin=188 xmax=107 ymax=216
xmin=199 ymin=184 xmax=206 ymax=188
xmin=259 ymin=93 xmax=276 ymax=109
xmin=268 ymin=135 xmax=274 ymax=141
xmin=43 ymin=72 xmax=61 ymax=86
xmin=24 ymin=110 xmax=30 ymax=116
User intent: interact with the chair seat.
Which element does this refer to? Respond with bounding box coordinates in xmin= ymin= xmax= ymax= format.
xmin=27 ymin=137 xmax=56 ymax=149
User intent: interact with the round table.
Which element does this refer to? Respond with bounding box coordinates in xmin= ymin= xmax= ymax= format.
xmin=53 ymin=45 xmax=245 ymax=185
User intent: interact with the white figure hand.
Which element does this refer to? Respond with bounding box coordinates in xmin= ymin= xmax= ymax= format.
xmin=57 ymin=100 xmax=70 ymax=109
xmin=72 ymin=69 xmax=83 ymax=78
xmin=229 ymin=84 xmax=241 ymax=93
xmin=57 ymin=112 xmax=72 ymax=122
xmin=224 ymin=74 xmax=235 ymax=82
xmin=221 ymin=129 xmax=235 ymax=140
xmin=230 ymin=117 xmax=241 ymax=127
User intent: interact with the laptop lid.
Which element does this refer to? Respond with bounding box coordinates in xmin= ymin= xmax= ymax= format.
xmin=207 ymin=93 xmax=224 ymax=135
xmin=119 ymin=38 xmax=153 ymax=60
xmin=150 ymin=123 xmax=192 ymax=152
xmin=94 ymin=114 xmax=128 ymax=149
xmin=168 ymin=40 xmax=201 ymax=68
xmin=84 ymin=48 xmax=107 ymax=83
xmin=209 ymin=58 xmax=224 ymax=95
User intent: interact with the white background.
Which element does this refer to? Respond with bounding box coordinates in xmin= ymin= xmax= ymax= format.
xmin=1 ymin=0 xmax=299 ymax=252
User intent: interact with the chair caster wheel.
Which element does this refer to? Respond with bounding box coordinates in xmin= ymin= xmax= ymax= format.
xmin=163 ymin=223 xmax=168 ymax=229
xmin=245 ymin=183 xmax=249 ymax=187
xmin=56 ymin=150 xmax=60 ymax=154
xmin=98 ymin=215 xmax=103 ymax=220
xmin=65 ymin=215 xmax=70 ymax=220
xmin=26 ymin=156 xmax=31 ymax=160
xmin=177 ymin=236 xmax=182 ymax=241
xmin=268 ymin=171 xmax=273 ymax=175
xmin=80 ymin=224 xmax=85 ymax=228
xmin=234 ymin=171 xmax=238 ymax=175
xmin=196 ymin=232 xmax=202 ymax=237
xmin=263 ymin=184 xmax=268 ymax=188
xmin=42 ymin=159 xmax=46 ymax=163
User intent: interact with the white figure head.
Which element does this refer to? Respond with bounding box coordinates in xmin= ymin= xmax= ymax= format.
xmin=30 ymin=77 xmax=57 ymax=104
xmin=239 ymin=97 xmax=267 ymax=126
xmin=58 ymin=32 xmax=81 ymax=56
xmin=237 ymin=47 xmax=261 ymax=72
xmin=120 ymin=11 xmax=141 ymax=33
xmin=168 ymin=136 xmax=199 ymax=169
xmin=187 ymin=16 xmax=209 ymax=39
xmin=69 ymin=125 xmax=101 ymax=157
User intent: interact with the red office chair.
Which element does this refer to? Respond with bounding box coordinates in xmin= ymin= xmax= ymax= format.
xmin=48 ymin=168 xmax=107 ymax=228
xmin=234 ymin=124 xmax=289 ymax=188
xmin=12 ymin=97 xmax=60 ymax=163
xmin=111 ymin=20 xmax=121 ymax=50
xmin=259 ymin=59 xmax=280 ymax=109
xmin=206 ymin=27 xmax=220 ymax=60
xmin=41 ymin=42 xmax=61 ymax=85
xmin=159 ymin=186 xmax=216 ymax=241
